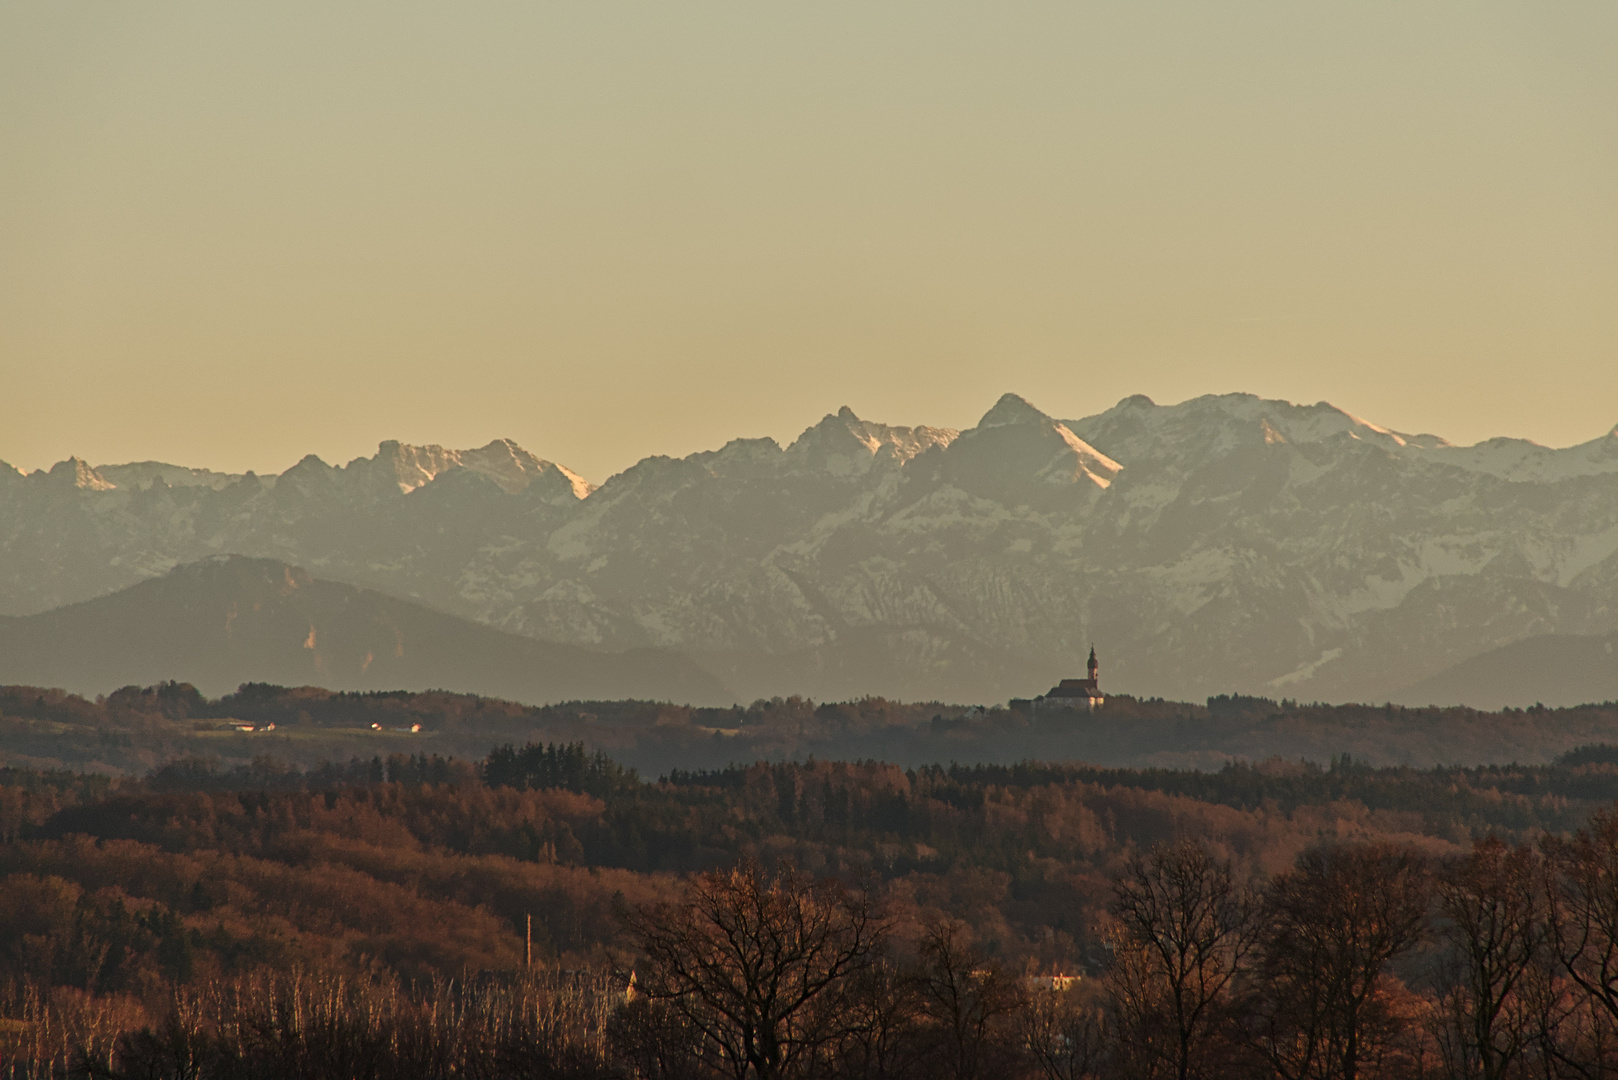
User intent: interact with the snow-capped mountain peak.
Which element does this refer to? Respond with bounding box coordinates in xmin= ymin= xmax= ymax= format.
xmin=366 ymin=441 xmax=465 ymax=494
xmin=456 ymin=439 xmax=595 ymax=499
xmin=976 ymin=392 xmax=1049 ymax=428
xmin=944 ymin=395 xmax=1121 ymax=495
xmin=786 ymin=407 xmax=957 ymax=476
xmin=327 ymin=440 xmax=595 ymax=500
xmin=34 ymin=457 xmax=116 ymax=491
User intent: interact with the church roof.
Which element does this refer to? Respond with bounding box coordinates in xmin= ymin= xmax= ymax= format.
xmin=1049 ymin=678 xmax=1102 ymax=698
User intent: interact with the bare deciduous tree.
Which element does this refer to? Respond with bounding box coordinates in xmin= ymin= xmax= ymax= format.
xmin=1021 ymin=983 xmax=1111 ymax=1080
xmin=1545 ymin=809 xmax=1618 ymax=1029
xmin=1244 ymin=843 xmax=1431 ymax=1080
xmin=817 ymin=960 xmax=922 ymax=1080
xmin=1108 ymin=839 xmax=1253 ymax=1080
xmin=911 ymin=919 xmax=1024 ymax=1080
xmin=623 ymin=859 xmax=885 ymax=1080
xmin=1517 ymin=954 xmax=1618 ymax=1080
xmin=610 ymin=996 xmax=709 ymax=1080
xmin=1432 ymin=837 xmax=1545 ymax=1080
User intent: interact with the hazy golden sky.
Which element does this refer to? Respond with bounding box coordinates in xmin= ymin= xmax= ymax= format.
xmin=2 ymin=3 xmax=1614 ymax=483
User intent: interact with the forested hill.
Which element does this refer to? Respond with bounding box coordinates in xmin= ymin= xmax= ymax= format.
xmin=6 ymin=735 xmax=1618 ymax=1074
xmin=4 ymin=681 xmax=1618 ymax=777
xmin=4 ymin=737 xmax=1618 ymax=989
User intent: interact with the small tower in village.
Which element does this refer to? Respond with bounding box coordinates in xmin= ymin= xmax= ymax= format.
xmin=1087 ymin=645 xmax=1099 ymax=684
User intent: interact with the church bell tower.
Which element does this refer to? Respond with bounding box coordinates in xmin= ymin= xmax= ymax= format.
xmin=1087 ymin=646 xmax=1099 ymax=685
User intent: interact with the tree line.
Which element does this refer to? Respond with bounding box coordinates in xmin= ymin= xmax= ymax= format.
xmin=8 ymin=680 xmax=1618 ymax=778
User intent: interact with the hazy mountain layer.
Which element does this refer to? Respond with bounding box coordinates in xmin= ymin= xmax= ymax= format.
xmin=0 ymin=556 xmax=731 ymax=704
xmin=1392 ymin=631 xmax=1618 ymax=710
xmin=2 ymin=394 xmax=1616 ymax=704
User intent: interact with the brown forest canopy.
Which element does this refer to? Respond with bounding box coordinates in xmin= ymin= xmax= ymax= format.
xmin=5 ymin=730 xmax=1618 ymax=987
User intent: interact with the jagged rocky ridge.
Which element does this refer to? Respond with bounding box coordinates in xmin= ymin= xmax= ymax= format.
xmin=3 ymin=395 xmax=1616 ymax=705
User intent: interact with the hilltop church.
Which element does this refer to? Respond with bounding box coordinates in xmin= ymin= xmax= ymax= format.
xmin=1010 ymin=647 xmax=1105 ymax=713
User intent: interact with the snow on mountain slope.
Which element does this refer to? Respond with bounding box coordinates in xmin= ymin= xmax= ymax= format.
xmin=784 ymin=406 xmax=958 ymax=477
xmin=456 ymin=438 xmax=596 ymax=498
xmin=95 ymin=462 xmax=245 ymax=491
xmin=270 ymin=439 xmax=595 ymax=501
xmin=1414 ymin=428 xmax=1618 ymax=483
xmin=3 ymin=394 xmax=1615 ymax=705
xmin=31 ymin=458 xmax=118 ymax=491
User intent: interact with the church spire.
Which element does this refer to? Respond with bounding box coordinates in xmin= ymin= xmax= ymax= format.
xmin=1087 ymin=645 xmax=1099 ymax=683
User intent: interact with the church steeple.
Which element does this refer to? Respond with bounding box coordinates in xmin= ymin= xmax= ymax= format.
xmin=1087 ymin=645 xmax=1099 ymax=683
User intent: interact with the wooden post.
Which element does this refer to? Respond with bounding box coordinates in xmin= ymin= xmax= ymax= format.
xmin=525 ymin=913 xmax=532 ymax=969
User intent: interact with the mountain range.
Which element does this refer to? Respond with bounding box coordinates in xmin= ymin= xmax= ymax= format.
xmin=3 ymin=392 xmax=1616 ymax=706
xmin=0 ymin=556 xmax=728 ymax=704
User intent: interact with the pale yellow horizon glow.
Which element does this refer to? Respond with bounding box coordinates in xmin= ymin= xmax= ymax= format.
xmin=2 ymin=2 xmax=1615 ymax=484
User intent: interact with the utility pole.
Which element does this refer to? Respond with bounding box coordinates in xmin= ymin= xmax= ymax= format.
xmin=525 ymin=913 xmax=532 ymax=969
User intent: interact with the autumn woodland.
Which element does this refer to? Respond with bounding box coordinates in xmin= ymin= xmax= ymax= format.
xmin=3 ymin=685 xmax=1618 ymax=1078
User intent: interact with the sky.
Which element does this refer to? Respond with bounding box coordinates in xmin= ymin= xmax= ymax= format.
xmin=2 ymin=2 xmax=1615 ymax=484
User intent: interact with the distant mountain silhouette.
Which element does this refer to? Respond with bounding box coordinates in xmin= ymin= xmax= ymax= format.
xmin=1391 ymin=631 xmax=1618 ymax=709
xmin=0 ymin=556 xmax=732 ymax=704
